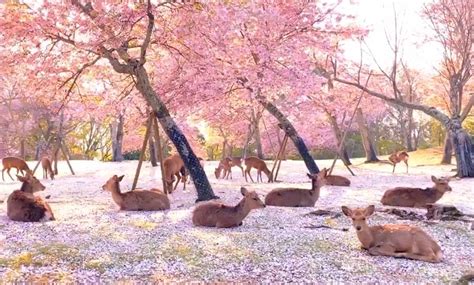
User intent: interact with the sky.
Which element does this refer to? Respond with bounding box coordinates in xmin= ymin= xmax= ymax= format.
xmin=341 ymin=0 xmax=442 ymax=74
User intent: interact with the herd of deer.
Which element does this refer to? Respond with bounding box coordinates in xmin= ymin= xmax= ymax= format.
xmin=1 ymin=150 xmax=452 ymax=263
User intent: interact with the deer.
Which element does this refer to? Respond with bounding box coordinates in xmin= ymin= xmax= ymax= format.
xmin=215 ymin=157 xmax=244 ymax=179
xmin=102 ymin=175 xmax=170 ymax=211
xmin=244 ymin=156 xmax=273 ymax=183
xmin=265 ymin=168 xmax=327 ymax=207
xmin=163 ymin=154 xmax=185 ymax=193
xmin=322 ymin=170 xmax=351 ymax=186
xmin=41 ymin=157 xmax=55 ymax=180
xmin=381 ymin=176 xmax=452 ymax=208
xmin=7 ymin=173 xmax=55 ymax=222
xmin=2 ymin=156 xmax=32 ymax=181
xmin=192 ymin=187 xmax=265 ymax=228
xmin=341 ymin=205 xmax=442 ymax=263
xmin=389 ymin=151 xmax=409 ymax=173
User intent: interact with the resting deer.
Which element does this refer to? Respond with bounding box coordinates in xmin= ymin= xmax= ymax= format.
xmin=41 ymin=157 xmax=55 ymax=180
xmin=163 ymin=154 xmax=185 ymax=193
xmin=265 ymin=169 xmax=327 ymax=207
xmin=192 ymin=187 xmax=265 ymax=228
xmin=323 ymin=171 xmax=351 ymax=186
xmin=389 ymin=151 xmax=409 ymax=173
xmin=342 ymin=205 xmax=442 ymax=263
xmin=102 ymin=175 xmax=170 ymax=211
xmin=244 ymin=156 xmax=273 ymax=183
xmin=7 ymin=173 xmax=55 ymax=222
xmin=2 ymin=156 xmax=32 ymax=181
xmin=381 ymin=176 xmax=452 ymax=208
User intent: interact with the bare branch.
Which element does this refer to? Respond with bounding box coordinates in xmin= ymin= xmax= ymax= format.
xmin=140 ymin=0 xmax=155 ymax=65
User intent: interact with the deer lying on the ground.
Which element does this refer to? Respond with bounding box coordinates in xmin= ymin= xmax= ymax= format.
xmin=389 ymin=151 xmax=409 ymax=173
xmin=215 ymin=157 xmax=244 ymax=179
xmin=244 ymin=156 xmax=273 ymax=183
xmin=265 ymin=169 xmax=327 ymax=207
xmin=323 ymin=170 xmax=351 ymax=186
xmin=163 ymin=154 xmax=185 ymax=193
xmin=41 ymin=157 xmax=55 ymax=180
xmin=342 ymin=205 xmax=442 ymax=263
xmin=7 ymin=173 xmax=55 ymax=222
xmin=102 ymin=175 xmax=170 ymax=211
xmin=381 ymin=176 xmax=452 ymax=208
xmin=2 ymin=156 xmax=32 ymax=181
xmin=192 ymin=187 xmax=265 ymax=228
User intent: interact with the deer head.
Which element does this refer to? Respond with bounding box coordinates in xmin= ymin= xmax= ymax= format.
xmin=17 ymin=173 xmax=46 ymax=193
xmin=431 ymin=176 xmax=452 ymax=193
xmin=341 ymin=205 xmax=375 ymax=232
xmin=102 ymin=175 xmax=124 ymax=192
xmin=241 ymin=187 xmax=266 ymax=209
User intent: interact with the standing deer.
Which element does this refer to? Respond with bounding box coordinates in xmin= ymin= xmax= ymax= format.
xmin=102 ymin=175 xmax=170 ymax=211
xmin=265 ymin=169 xmax=327 ymax=207
xmin=381 ymin=176 xmax=452 ymax=208
xmin=389 ymin=151 xmax=409 ymax=173
xmin=215 ymin=157 xmax=244 ymax=179
xmin=341 ymin=205 xmax=442 ymax=263
xmin=192 ymin=187 xmax=265 ymax=228
xmin=2 ymin=156 xmax=32 ymax=181
xmin=41 ymin=157 xmax=55 ymax=180
xmin=163 ymin=154 xmax=185 ymax=193
xmin=244 ymin=156 xmax=273 ymax=183
xmin=7 ymin=173 xmax=55 ymax=222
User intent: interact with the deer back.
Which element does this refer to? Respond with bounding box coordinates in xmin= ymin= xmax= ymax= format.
xmin=326 ymin=175 xmax=351 ymax=186
xmin=121 ymin=190 xmax=170 ymax=211
xmin=2 ymin=157 xmax=30 ymax=172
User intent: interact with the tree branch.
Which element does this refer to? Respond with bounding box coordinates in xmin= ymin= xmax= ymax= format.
xmin=140 ymin=0 xmax=155 ymax=65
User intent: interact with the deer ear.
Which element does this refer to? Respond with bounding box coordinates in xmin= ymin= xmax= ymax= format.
xmin=364 ymin=205 xmax=375 ymax=216
xmin=431 ymin=176 xmax=438 ymax=183
xmin=240 ymin=187 xmax=248 ymax=196
xmin=117 ymin=175 xmax=125 ymax=182
xmin=17 ymin=175 xmax=26 ymax=182
xmin=341 ymin=206 xmax=352 ymax=217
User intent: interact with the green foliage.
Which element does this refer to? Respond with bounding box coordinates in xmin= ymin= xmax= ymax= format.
xmin=123 ymin=150 xmax=141 ymax=160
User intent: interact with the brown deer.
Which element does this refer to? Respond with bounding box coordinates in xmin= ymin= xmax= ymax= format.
xmin=265 ymin=169 xmax=327 ymax=207
xmin=389 ymin=151 xmax=409 ymax=173
xmin=244 ymin=156 xmax=273 ymax=183
xmin=342 ymin=205 xmax=442 ymax=263
xmin=323 ymin=171 xmax=351 ymax=186
xmin=102 ymin=175 xmax=170 ymax=211
xmin=381 ymin=176 xmax=452 ymax=208
xmin=192 ymin=187 xmax=265 ymax=228
xmin=215 ymin=157 xmax=244 ymax=179
xmin=7 ymin=173 xmax=55 ymax=222
xmin=163 ymin=154 xmax=185 ymax=193
xmin=2 ymin=156 xmax=32 ymax=181
xmin=41 ymin=157 xmax=55 ymax=180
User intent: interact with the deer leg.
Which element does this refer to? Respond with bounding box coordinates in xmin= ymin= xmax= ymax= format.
xmin=173 ymin=173 xmax=181 ymax=191
xmin=404 ymin=161 xmax=408 ymax=173
xmin=229 ymin=168 xmax=233 ymax=180
xmin=401 ymin=250 xmax=441 ymax=263
xmin=247 ymin=169 xmax=255 ymax=183
xmin=392 ymin=164 xmax=396 ymax=173
xmin=368 ymin=243 xmax=399 ymax=258
xmin=7 ymin=168 xmax=14 ymax=181
xmin=239 ymin=165 xmax=244 ymax=176
xmin=2 ymin=168 xmax=5 ymax=181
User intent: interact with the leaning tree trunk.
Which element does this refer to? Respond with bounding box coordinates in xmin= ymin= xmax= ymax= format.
xmin=257 ymin=97 xmax=319 ymax=174
xmin=441 ymin=132 xmax=453 ymax=164
xmin=149 ymin=136 xmax=157 ymax=167
xmin=110 ymin=112 xmax=124 ymax=162
xmin=327 ymin=112 xmax=352 ymax=166
xmin=356 ymin=108 xmax=379 ymax=162
xmin=134 ymin=66 xmax=217 ymax=202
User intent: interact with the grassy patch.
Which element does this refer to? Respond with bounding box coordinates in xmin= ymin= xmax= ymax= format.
xmin=130 ymin=220 xmax=158 ymax=230
xmin=84 ymin=257 xmax=114 ymax=273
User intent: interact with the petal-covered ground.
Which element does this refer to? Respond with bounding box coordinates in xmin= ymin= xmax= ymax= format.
xmin=0 ymin=157 xmax=473 ymax=283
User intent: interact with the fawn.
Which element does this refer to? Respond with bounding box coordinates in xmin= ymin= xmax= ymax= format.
xmin=102 ymin=175 xmax=170 ymax=211
xmin=2 ymin=156 xmax=32 ymax=181
xmin=41 ymin=157 xmax=55 ymax=180
xmin=381 ymin=176 xmax=452 ymax=208
xmin=192 ymin=187 xmax=265 ymax=228
xmin=342 ymin=205 xmax=442 ymax=263
xmin=244 ymin=156 xmax=273 ymax=183
xmin=163 ymin=154 xmax=185 ymax=193
xmin=7 ymin=173 xmax=55 ymax=222
xmin=389 ymin=151 xmax=409 ymax=173
xmin=265 ymin=169 xmax=327 ymax=207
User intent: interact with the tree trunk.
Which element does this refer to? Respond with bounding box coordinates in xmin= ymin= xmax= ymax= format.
xmin=149 ymin=136 xmax=157 ymax=167
xmin=19 ymin=139 xmax=25 ymax=159
xmin=327 ymin=112 xmax=352 ymax=166
xmin=221 ymin=140 xmax=227 ymax=160
xmin=134 ymin=66 xmax=217 ymax=201
xmin=356 ymin=108 xmax=379 ymax=162
xmin=243 ymin=123 xmax=253 ymax=158
xmin=441 ymin=132 xmax=453 ymax=164
xmin=252 ymin=115 xmax=264 ymax=159
xmin=406 ymin=108 xmax=415 ymax=151
xmin=110 ymin=112 xmax=124 ymax=162
xmin=54 ymin=111 xmax=65 ymax=175
xmin=257 ymin=96 xmax=319 ymax=174
xmin=448 ymin=119 xmax=474 ymax=177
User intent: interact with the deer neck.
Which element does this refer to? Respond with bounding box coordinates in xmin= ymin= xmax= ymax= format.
xmin=110 ymin=182 xmax=124 ymax=205
xmin=234 ymin=198 xmax=252 ymax=221
xmin=309 ymin=181 xmax=322 ymax=201
xmin=427 ymin=187 xmax=445 ymax=201
xmin=356 ymin=224 xmax=375 ymax=249
xmin=20 ymin=182 xmax=34 ymax=194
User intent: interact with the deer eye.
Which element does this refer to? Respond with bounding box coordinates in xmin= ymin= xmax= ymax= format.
xmin=253 ymin=198 xmax=258 ymax=201
xmin=352 ymin=218 xmax=355 ymax=221
xmin=362 ymin=218 xmax=366 ymax=221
